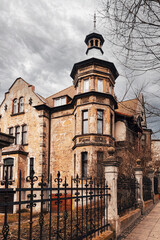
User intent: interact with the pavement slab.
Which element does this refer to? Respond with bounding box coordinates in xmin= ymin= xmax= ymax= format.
xmin=122 ymin=202 xmax=160 ymax=240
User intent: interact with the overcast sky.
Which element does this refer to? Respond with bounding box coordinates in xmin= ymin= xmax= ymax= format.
xmin=0 ymin=0 xmax=159 ymax=138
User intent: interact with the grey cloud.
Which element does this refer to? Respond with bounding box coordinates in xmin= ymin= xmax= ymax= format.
xmin=0 ymin=0 xmax=159 ymax=137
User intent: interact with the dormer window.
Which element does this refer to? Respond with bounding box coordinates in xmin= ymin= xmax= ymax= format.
xmin=19 ymin=97 xmax=24 ymax=112
xmin=84 ymin=79 xmax=89 ymax=93
xmin=54 ymin=96 xmax=66 ymax=107
xmin=13 ymin=99 xmax=18 ymax=114
xmin=97 ymin=79 xmax=103 ymax=92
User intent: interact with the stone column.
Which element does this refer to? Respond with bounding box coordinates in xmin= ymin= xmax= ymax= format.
xmin=91 ymin=76 xmax=95 ymax=91
xmin=156 ymin=167 xmax=160 ymax=194
xmin=103 ymin=147 xmax=120 ymax=238
xmin=147 ymin=165 xmax=155 ymax=202
xmin=134 ymin=159 xmax=144 ymax=212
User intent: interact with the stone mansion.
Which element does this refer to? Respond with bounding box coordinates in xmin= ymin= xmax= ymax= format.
xmin=0 ymin=28 xmax=152 ymax=206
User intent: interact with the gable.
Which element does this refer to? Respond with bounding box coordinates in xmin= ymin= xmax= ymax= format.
xmin=0 ymin=77 xmax=46 ymax=111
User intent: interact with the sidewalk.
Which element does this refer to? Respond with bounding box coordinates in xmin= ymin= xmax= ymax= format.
xmin=124 ymin=202 xmax=160 ymax=240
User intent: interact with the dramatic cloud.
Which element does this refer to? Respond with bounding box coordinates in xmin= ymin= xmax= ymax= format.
xmin=0 ymin=0 xmax=96 ymax=100
xmin=0 ymin=0 xmax=159 ymax=137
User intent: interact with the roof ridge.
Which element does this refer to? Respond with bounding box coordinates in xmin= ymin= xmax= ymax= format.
xmin=118 ymin=98 xmax=138 ymax=103
xmin=46 ymin=85 xmax=73 ymax=100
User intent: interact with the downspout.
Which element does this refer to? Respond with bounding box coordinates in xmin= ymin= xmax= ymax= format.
xmin=48 ymin=109 xmax=51 ymax=183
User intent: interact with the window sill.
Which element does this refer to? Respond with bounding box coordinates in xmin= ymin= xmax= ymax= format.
xmin=22 ymin=143 xmax=28 ymax=146
xmin=11 ymin=112 xmax=25 ymax=117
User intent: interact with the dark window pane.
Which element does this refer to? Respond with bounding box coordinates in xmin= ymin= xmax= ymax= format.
xmin=22 ymin=125 xmax=27 ymax=145
xmin=82 ymin=152 xmax=87 ymax=178
xmin=3 ymin=158 xmax=14 ymax=180
xmin=97 ymin=110 xmax=103 ymax=119
xmin=30 ymin=157 xmax=34 ymax=175
xmin=82 ymin=110 xmax=88 ymax=134
xmin=4 ymin=159 xmax=14 ymax=166
xmin=110 ymin=113 xmax=113 ymax=136
xmin=97 ymin=110 xmax=103 ymax=134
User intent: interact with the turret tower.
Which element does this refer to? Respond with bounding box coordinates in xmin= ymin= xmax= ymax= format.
xmin=70 ymin=18 xmax=119 ymax=178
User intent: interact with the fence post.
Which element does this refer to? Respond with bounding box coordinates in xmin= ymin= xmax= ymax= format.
xmin=103 ymin=147 xmax=120 ymax=238
xmin=147 ymin=165 xmax=155 ymax=203
xmin=134 ymin=159 xmax=144 ymax=213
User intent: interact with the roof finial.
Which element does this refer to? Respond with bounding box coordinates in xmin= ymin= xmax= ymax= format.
xmin=94 ymin=12 xmax=96 ymax=30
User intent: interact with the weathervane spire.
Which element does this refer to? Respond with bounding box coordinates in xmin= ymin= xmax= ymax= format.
xmin=94 ymin=12 xmax=96 ymax=30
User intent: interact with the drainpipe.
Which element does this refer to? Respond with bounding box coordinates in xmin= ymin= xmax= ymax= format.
xmin=48 ymin=109 xmax=51 ymax=183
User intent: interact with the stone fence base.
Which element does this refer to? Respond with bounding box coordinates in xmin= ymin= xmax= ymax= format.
xmin=92 ymin=231 xmax=114 ymax=240
xmin=119 ymin=208 xmax=141 ymax=234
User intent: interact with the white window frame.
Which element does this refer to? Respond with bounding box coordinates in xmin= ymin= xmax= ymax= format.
xmin=84 ymin=79 xmax=89 ymax=92
xmin=13 ymin=98 xmax=18 ymax=114
xmin=19 ymin=97 xmax=24 ymax=112
xmin=54 ymin=96 xmax=66 ymax=107
xmin=97 ymin=79 xmax=103 ymax=92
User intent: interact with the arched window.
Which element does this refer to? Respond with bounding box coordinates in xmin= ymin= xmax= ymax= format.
xmin=13 ymin=98 xmax=18 ymax=114
xmin=19 ymin=97 xmax=24 ymax=112
xmin=3 ymin=158 xmax=14 ymax=180
xmin=90 ymin=40 xmax=94 ymax=47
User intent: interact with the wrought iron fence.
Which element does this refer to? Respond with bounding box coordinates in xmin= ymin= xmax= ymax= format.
xmin=143 ymin=176 xmax=152 ymax=201
xmin=0 ymin=170 xmax=110 ymax=240
xmin=117 ymin=174 xmax=138 ymax=215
